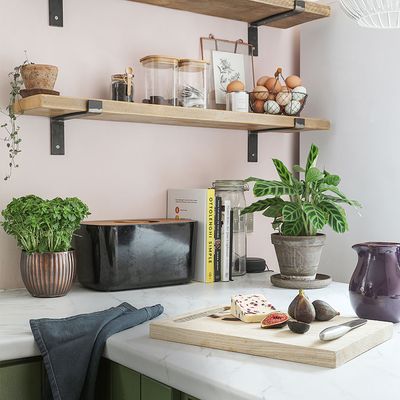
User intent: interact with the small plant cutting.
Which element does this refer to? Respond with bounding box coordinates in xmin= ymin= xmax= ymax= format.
xmin=241 ymin=144 xmax=360 ymax=283
xmin=1 ymin=195 xmax=90 ymax=297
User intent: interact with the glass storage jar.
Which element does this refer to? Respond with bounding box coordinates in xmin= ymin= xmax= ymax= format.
xmin=140 ymin=55 xmax=178 ymax=106
xmin=111 ymin=73 xmax=134 ymax=102
xmin=178 ymin=59 xmax=208 ymax=108
xmin=213 ymin=180 xmax=249 ymax=276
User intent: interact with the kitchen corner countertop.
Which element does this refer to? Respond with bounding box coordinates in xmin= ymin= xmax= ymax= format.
xmin=1 ymin=273 xmax=399 ymax=400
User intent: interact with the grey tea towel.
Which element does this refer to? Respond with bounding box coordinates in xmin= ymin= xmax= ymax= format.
xmin=30 ymin=302 xmax=163 ymax=400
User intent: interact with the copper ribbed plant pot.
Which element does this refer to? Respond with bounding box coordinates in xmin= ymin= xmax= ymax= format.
xmin=20 ymin=251 xmax=76 ymax=298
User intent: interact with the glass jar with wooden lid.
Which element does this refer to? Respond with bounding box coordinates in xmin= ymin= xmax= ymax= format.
xmin=178 ymin=59 xmax=208 ymax=109
xmin=140 ymin=55 xmax=178 ymax=106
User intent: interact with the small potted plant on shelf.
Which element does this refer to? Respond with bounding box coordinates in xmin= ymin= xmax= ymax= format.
xmin=1 ymin=195 xmax=90 ymax=297
xmin=241 ymin=144 xmax=360 ymax=282
xmin=1 ymin=54 xmax=58 ymax=180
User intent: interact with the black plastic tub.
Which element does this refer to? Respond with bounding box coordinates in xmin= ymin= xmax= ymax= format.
xmin=75 ymin=219 xmax=197 ymax=291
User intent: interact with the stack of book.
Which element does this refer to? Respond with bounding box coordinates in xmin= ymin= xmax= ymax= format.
xmin=167 ymin=188 xmax=234 ymax=283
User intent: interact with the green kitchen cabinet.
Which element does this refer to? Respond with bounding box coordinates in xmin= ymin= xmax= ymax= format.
xmin=141 ymin=374 xmax=180 ymax=400
xmin=181 ymin=394 xmax=200 ymax=400
xmin=111 ymin=362 xmax=141 ymax=400
xmin=0 ymin=358 xmax=42 ymax=400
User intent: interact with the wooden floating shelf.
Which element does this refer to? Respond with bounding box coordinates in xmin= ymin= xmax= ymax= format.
xmin=13 ymin=95 xmax=330 ymax=133
xmin=129 ymin=0 xmax=330 ymax=28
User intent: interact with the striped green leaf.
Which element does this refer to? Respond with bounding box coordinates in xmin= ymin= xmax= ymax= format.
xmin=306 ymin=167 xmax=323 ymax=183
xmin=281 ymin=219 xmax=304 ymax=236
xmin=241 ymin=198 xmax=281 ymax=215
xmin=272 ymin=159 xmax=293 ymax=186
xmin=253 ymin=181 xmax=296 ymax=197
xmin=262 ymin=199 xmax=285 ymax=218
xmin=282 ymin=203 xmax=302 ymax=222
xmin=323 ymin=172 xmax=341 ymax=186
xmin=303 ymin=203 xmax=327 ymax=230
xmin=306 ymin=144 xmax=319 ymax=172
xmin=319 ymin=201 xmax=348 ymax=233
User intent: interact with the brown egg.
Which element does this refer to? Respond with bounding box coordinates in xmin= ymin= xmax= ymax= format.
xmin=252 ymin=99 xmax=266 ymax=113
xmin=285 ymin=75 xmax=302 ymax=89
xmin=265 ymin=78 xmax=282 ymax=94
xmin=227 ymin=80 xmax=245 ymax=93
xmin=281 ymin=86 xmax=291 ymax=93
xmin=257 ymin=75 xmax=271 ymax=87
xmin=252 ymin=86 xmax=269 ymax=100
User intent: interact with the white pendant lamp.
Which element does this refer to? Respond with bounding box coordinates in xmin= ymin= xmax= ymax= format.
xmin=340 ymin=0 xmax=400 ymax=28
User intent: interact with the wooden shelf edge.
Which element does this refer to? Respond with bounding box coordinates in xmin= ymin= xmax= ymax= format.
xmin=128 ymin=0 xmax=330 ymax=28
xmin=14 ymin=95 xmax=330 ymax=132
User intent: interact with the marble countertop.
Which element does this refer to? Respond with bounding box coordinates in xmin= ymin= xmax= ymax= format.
xmin=1 ymin=273 xmax=399 ymax=400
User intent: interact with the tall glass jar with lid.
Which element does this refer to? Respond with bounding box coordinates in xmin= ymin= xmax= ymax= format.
xmin=213 ymin=180 xmax=249 ymax=276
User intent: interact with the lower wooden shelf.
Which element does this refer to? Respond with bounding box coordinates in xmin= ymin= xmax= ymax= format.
xmin=13 ymin=95 xmax=330 ymax=133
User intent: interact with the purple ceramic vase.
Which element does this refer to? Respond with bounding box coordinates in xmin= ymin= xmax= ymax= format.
xmin=349 ymin=242 xmax=400 ymax=323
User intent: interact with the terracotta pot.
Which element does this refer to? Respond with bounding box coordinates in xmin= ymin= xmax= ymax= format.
xmin=271 ymin=233 xmax=326 ymax=280
xmin=20 ymin=64 xmax=58 ymax=90
xmin=20 ymin=250 xmax=76 ymax=298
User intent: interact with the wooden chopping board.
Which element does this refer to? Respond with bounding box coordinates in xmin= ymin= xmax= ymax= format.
xmin=149 ymin=306 xmax=393 ymax=368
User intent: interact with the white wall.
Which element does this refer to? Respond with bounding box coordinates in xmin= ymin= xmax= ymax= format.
xmin=0 ymin=0 xmax=299 ymax=288
xmin=300 ymin=1 xmax=400 ymax=282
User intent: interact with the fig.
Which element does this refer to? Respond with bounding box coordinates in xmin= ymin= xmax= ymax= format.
xmin=312 ymin=300 xmax=340 ymax=321
xmin=261 ymin=312 xmax=289 ymax=329
xmin=288 ymin=320 xmax=310 ymax=334
xmin=288 ymin=289 xmax=316 ymax=324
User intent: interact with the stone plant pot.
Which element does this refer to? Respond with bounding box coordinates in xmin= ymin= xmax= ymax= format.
xmin=20 ymin=64 xmax=58 ymax=90
xmin=20 ymin=250 xmax=76 ymax=298
xmin=271 ymin=233 xmax=326 ymax=280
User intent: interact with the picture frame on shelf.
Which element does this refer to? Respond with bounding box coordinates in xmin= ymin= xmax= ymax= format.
xmin=200 ymin=34 xmax=255 ymax=110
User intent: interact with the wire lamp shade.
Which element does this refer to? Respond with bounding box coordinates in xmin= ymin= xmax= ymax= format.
xmin=340 ymin=0 xmax=400 ymax=28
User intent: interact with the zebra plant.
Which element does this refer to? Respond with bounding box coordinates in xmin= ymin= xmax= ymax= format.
xmin=241 ymin=144 xmax=360 ymax=236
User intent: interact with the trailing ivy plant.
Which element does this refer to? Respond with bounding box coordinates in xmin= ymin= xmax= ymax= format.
xmin=1 ymin=53 xmax=32 ymax=180
xmin=241 ymin=144 xmax=360 ymax=236
xmin=1 ymin=195 xmax=90 ymax=253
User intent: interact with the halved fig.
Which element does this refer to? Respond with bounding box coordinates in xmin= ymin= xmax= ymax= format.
xmin=261 ymin=312 xmax=289 ymax=329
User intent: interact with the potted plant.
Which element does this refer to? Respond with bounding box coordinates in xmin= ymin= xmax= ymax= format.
xmin=1 ymin=54 xmax=58 ymax=180
xmin=1 ymin=195 xmax=90 ymax=297
xmin=241 ymin=144 xmax=360 ymax=281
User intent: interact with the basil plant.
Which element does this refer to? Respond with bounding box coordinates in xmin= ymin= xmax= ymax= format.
xmin=241 ymin=144 xmax=360 ymax=236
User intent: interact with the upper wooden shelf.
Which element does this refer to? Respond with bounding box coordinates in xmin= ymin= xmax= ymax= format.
xmin=128 ymin=0 xmax=330 ymax=28
xmin=13 ymin=95 xmax=330 ymax=132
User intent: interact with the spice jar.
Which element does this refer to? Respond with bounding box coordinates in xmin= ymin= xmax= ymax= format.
xmin=111 ymin=70 xmax=134 ymax=102
xmin=213 ymin=180 xmax=249 ymax=277
xmin=140 ymin=55 xmax=178 ymax=106
xmin=178 ymin=59 xmax=208 ymax=108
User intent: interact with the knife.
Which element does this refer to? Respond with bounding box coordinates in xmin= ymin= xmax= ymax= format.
xmin=319 ymin=319 xmax=367 ymax=341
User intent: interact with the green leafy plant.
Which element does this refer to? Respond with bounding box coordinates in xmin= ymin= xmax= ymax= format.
xmin=1 ymin=53 xmax=32 ymax=180
xmin=241 ymin=144 xmax=360 ymax=236
xmin=1 ymin=195 xmax=90 ymax=253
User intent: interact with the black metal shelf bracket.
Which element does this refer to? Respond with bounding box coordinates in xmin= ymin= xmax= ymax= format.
xmin=248 ymin=0 xmax=305 ymax=56
xmin=49 ymin=0 xmax=63 ymax=27
xmin=247 ymin=117 xmax=305 ymax=162
xmin=50 ymin=100 xmax=103 ymax=155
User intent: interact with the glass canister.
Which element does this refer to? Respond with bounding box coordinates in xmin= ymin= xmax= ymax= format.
xmin=140 ymin=55 xmax=178 ymax=106
xmin=111 ymin=72 xmax=134 ymax=102
xmin=213 ymin=180 xmax=249 ymax=276
xmin=178 ymin=59 xmax=208 ymax=108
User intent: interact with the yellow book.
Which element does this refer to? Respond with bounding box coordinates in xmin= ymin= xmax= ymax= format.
xmin=205 ymin=189 xmax=215 ymax=283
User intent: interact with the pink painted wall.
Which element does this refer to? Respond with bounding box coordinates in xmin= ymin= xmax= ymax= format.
xmin=0 ymin=0 xmax=299 ymax=289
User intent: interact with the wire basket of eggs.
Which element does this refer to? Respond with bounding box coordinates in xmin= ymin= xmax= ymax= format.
xmin=249 ymin=68 xmax=307 ymax=116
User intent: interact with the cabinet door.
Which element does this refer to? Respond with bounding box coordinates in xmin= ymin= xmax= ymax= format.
xmin=141 ymin=375 xmax=180 ymax=400
xmin=110 ymin=362 xmax=141 ymax=400
xmin=0 ymin=358 xmax=42 ymax=400
xmin=181 ymin=394 xmax=200 ymax=400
